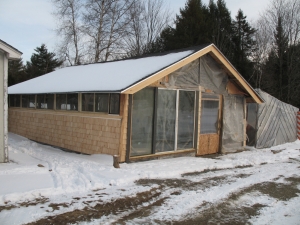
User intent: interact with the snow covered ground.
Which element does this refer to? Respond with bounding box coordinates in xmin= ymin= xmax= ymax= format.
xmin=1 ymin=133 xmax=300 ymax=224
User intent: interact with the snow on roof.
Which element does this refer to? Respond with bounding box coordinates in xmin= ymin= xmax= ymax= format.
xmin=8 ymin=50 xmax=195 ymax=94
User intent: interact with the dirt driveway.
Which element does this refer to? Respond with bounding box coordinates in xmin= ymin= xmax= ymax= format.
xmin=1 ymin=155 xmax=299 ymax=225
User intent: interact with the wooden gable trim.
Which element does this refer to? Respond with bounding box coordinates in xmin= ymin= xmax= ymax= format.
xmin=209 ymin=47 xmax=263 ymax=104
xmin=121 ymin=45 xmax=212 ymax=94
xmin=121 ymin=44 xmax=263 ymax=104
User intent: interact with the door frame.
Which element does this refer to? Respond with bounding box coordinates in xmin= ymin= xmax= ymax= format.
xmin=197 ymin=92 xmax=223 ymax=155
xmin=127 ymin=87 xmax=198 ymax=159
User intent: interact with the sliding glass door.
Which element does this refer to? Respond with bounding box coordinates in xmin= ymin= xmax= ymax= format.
xmin=130 ymin=88 xmax=196 ymax=157
xmin=131 ymin=88 xmax=155 ymax=156
xmin=177 ymin=91 xmax=195 ymax=150
xmin=155 ymin=90 xmax=177 ymax=152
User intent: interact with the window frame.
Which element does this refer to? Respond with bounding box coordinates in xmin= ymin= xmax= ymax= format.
xmin=80 ymin=93 xmax=120 ymax=115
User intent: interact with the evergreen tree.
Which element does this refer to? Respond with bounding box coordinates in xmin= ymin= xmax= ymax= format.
xmin=231 ymin=9 xmax=256 ymax=82
xmin=26 ymin=44 xmax=63 ymax=79
xmin=8 ymin=58 xmax=26 ymax=86
xmin=274 ymin=16 xmax=289 ymax=101
xmin=207 ymin=0 xmax=233 ymax=59
xmin=159 ymin=0 xmax=210 ymax=51
xmin=262 ymin=16 xmax=292 ymax=104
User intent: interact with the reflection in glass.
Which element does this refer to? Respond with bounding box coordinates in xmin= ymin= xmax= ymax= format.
xmin=155 ymin=89 xmax=176 ymax=152
xmin=82 ymin=93 xmax=94 ymax=112
xmin=10 ymin=95 xmax=21 ymax=107
xmin=131 ymin=88 xmax=154 ymax=156
xmin=200 ymin=100 xmax=219 ymax=134
xmin=95 ymin=93 xmax=109 ymax=112
xmin=177 ymin=91 xmax=195 ymax=149
xmin=67 ymin=94 xmax=78 ymax=110
xmin=22 ymin=95 xmax=35 ymax=108
xmin=109 ymin=94 xmax=120 ymax=114
xmin=36 ymin=94 xmax=44 ymax=109
xmin=45 ymin=94 xmax=54 ymax=109
xmin=37 ymin=94 xmax=54 ymax=109
xmin=56 ymin=94 xmax=67 ymax=110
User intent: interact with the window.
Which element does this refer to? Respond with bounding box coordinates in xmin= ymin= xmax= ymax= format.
xmin=9 ymin=95 xmax=21 ymax=107
xmin=56 ymin=94 xmax=78 ymax=111
xmin=95 ymin=93 xmax=109 ymax=112
xmin=82 ymin=93 xmax=94 ymax=112
xmin=56 ymin=94 xmax=67 ymax=110
xmin=37 ymin=94 xmax=54 ymax=109
xmin=109 ymin=94 xmax=120 ymax=114
xmin=82 ymin=93 xmax=120 ymax=114
xmin=200 ymin=93 xmax=219 ymax=134
xmin=22 ymin=95 xmax=36 ymax=108
xmin=67 ymin=94 xmax=78 ymax=111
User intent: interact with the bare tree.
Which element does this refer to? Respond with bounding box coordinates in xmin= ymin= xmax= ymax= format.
xmin=52 ymin=0 xmax=85 ymax=66
xmin=83 ymin=0 xmax=134 ymax=62
xmin=124 ymin=0 xmax=171 ymax=56
xmin=52 ymin=0 xmax=172 ymax=63
xmin=253 ymin=0 xmax=300 ymax=106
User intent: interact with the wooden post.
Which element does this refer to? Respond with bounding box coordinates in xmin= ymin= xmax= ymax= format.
xmin=113 ymin=155 xmax=120 ymax=168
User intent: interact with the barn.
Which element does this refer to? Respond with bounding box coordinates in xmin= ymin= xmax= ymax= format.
xmin=8 ymin=44 xmax=263 ymax=162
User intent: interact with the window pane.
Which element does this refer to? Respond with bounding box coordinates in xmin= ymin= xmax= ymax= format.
xmin=56 ymin=94 xmax=66 ymax=110
xmin=200 ymin=100 xmax=219 ymax=134
xmin=131 ymin=88 xmax=154 ymax=156
xmin=45 ymin=94 xmax=54 ymax=109
xmin=95 ymin=93 xmax=109 ymax=112
xmin=36 ymin=94 xmax=44 ymax=109
xmin=22 ymin=95 xmax=35 ymax=108
xmin=109 ymin=94 xmax=120 ymax=114
xmin=82 ymin=93 xmax=94 ymax=112
xmin=177 ymin=91 xmax=195 ymax=150
xmin=67 ymin=94 xmax=78 ymax=111
xmin=155 ymin=89 xmax=176 ymax=152
xmin=10 ymin=95 xmax=21 ymax=107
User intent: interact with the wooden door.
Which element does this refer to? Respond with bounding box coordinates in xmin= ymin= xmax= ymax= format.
xmin=197 ymin=93 xmax=222 ymax=155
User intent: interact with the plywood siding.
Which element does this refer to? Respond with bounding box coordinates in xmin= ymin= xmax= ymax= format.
xmin=198 ymin=134 xmax=219 ymax=155
xmin=8 ymin=108 xmax=122 ymax=157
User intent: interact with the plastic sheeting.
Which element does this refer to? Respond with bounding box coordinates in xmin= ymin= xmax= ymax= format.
xmin=247 ymin=89 xmax=298 ymax=148
xmin=166 ymin=54 xmax=245 ymax=153
xmin=167 ymin=54 xmax=228 ymax=94
xmin=222 ymin=95 xmax=245 ymax=152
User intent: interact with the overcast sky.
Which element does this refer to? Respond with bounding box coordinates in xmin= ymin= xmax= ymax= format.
xmin=0 ymin=0 xmax=270 ymax=62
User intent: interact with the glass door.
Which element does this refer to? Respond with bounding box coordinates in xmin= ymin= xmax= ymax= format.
xmin=155 ymin=89 xmax=176 ymax=152
xmin=177 ymin=91 xmax=195 ymax=150
xmin=198 ymin=93 xmax=221 ymax=155
xmin=130 ymin=88 xmax=155 ymax=156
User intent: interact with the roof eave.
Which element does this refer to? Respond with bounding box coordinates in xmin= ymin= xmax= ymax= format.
xmin=0 ymin=40 xmax=22 ymax=60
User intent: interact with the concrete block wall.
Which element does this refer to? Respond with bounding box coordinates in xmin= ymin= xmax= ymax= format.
xmin=8 ymin=108 xmax=122 ymax=155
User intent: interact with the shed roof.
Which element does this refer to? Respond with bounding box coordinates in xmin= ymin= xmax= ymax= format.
xmin=8 ymin=44 xmax=263 ymax=103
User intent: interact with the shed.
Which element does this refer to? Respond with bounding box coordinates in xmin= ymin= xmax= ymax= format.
xmin=247 ymin=89 xmax=299 ymax=148
xmin=8 ymin=44 xmax=263 ymax=162
xmin=0 ymin=39 xmax=22 ymax=163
